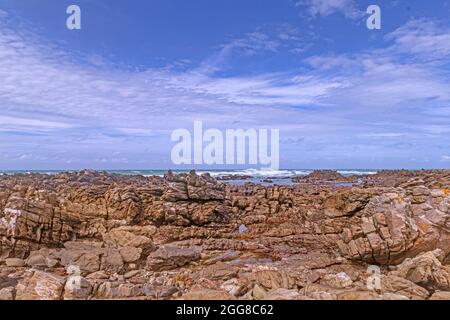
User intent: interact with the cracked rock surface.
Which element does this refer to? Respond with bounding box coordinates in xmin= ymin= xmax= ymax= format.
xmin=1 ymin=169 xmax=450 ymax=300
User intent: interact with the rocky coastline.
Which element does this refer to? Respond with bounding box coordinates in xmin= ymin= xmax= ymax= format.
xmin=1 ymin=169 xmax=450 ymax=300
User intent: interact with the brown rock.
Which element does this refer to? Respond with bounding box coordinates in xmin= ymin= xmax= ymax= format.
xmin=264 ymin=288 xmax=300 ymax=300
xmin=381 ymin=275 xmax=429 ymax=300
xmin=337 ymin=291 xmax=380 ymax=300
xmin=251 ymin=269 xmax=296 ymax=290
xmin=119 ymin=247 xmax=142 ymax=263
xmin=198 ymin=262 xmax=239 ymax=281
xmin=146 ymin=246 xmax=201 ymax=271
xmin=105 ymin=228 xmax=153 ymax=249
xmin=0 ymin=287 xmax=15 ymax=300
xmin=320 ymin=272 xmax=353 ymax=289
xmin=16 ymin=270 xmax=66 ymax=300
xmin=392 ymin=250 xmax=450 ymax=291
xmin=429 ymin=291 xmax=450 ymax=300
xmin=63 ymin=276 xmax=92 ymax=300
xmin=182 ymin=286 xmax=233 ymax=300
xmin=5 ymin=258 xmax=25 ymax=267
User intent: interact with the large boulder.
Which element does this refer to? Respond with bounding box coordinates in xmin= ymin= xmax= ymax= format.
xmin=392 ymin=250 xmax=450 ymax=291
xmin=15 ymin=270 xmax=66 ymax=300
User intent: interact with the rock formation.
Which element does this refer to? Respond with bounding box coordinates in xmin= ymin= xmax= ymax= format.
xmin=1 ymin=169 xmax=450 ymax=300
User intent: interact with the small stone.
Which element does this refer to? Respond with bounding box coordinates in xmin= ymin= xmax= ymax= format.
xmin=46 ymin=258 xmax=59 ymax=268
xmin=252 ymin=284 xmax=267 ymax=300
xmin=128 ymin=263 xmax=137 ymax=270
xmin=238 ymin=224 xmax=248 ymax=234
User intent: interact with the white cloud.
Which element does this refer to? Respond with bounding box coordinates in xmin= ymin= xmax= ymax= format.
xmin=301 ymin=17 xmax=450 ymax=109
xmin=304 ymin=54 xmax=359 ymax=70
xmin=1 ymin=14 xmax=450 ymax=168
xmin=198 ymin=32 xmax=280 ymax=73
xmin=0 ymin=115 xmax=71 ymax=128
xmin=386 ymin=18 xmax=450 ymax=61
xmin=360 ymin=133 xmax=407 ymax=138
xmin=171 ymin=72 xmax=348 ymax=106
xmin=297 ymin=0 xmax=364 ymax=19
xmin=117 ymin=128 xmax=157 ymax=136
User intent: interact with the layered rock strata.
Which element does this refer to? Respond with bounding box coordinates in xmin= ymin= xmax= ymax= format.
xmin=1 ymin=169 xmax=450 ymax=300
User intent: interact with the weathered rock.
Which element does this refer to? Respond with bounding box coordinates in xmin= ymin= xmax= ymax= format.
xmin=252 ymin=284 xmax=267 ymax=300
xmin=104 ymin=228 xmax=154 ymax=249
xmin=2 ymin=170 xmax=450 ymax=300
xmin=336 ymin=291 xmax=380 ymax=300
xmin=63 ymin=276 xmax=92 ymax=300
xmin=320 ymin=272 xmax=353 ymax=289
xmin=95 ymin=282 xmax=144 ymax=299
xmin=391 ymin=250 xmax=450 ymax=291
xmin=15 ymin=270 xmax=66 ymax=300
xmin=264 ymin=288 xmax=300 ymax=300
xmin=59 ymin=249 xmax=101 ymax=274
xmin=249 ymin=269 xmax=296 ymax=290
xmin=26 ymin=253 xmax=48 ymax=268
xmin=381 ymin=275 xmax=429 ymax=300
xmin=220 ymin=278 xmax=251 ymax=297
xmin=198 ymin=262 xmax=239 ymax=281
xmin=101 ymin=248 xmax=124 ymax=272
xmin=5 ymin=258 xmax=25 ymax=267
xmin=429 ymin=291 xmax=450 ymax=300
xmin=146 ymin=246 xmax=201 ymax=271
xmin=0 ymin=287 xmax=15 ymax=300
xmin=307 ymin=291 xmax=337 ymax=300
xmin=123 ymin=270 xmax=141 ymax=279
xmin=380 ymin=293 xmax=410 ymax=300
xmin=119 ymin=247 xmax=142 ymax=263
xmin=181 ymin=286 xmax=233 ymax=300
xmin=95 ymin=282 xmax=178 ymax=299
xmin=204 ymin=250 xmax=240 ymax=265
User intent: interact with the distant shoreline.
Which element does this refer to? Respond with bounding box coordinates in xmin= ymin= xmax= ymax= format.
xmin=3 ymin=168 xmax=450 ymax=186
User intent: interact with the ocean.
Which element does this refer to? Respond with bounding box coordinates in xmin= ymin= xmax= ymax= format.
xmin=0 ymin=169 xmax=378 ymax=185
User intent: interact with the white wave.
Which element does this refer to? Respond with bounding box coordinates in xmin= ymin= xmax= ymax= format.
xmin=199 ymin=169 xmax=378 ymax=178
xmin=198 ymin=169 xmax=312 ymax=178
xmin=337 ymin=170 xmax=378 ymax=176
xmin=293 ymin=170 xmax=311 ymax=176
xmin=197 ymin=171 xmax=239 ymax=177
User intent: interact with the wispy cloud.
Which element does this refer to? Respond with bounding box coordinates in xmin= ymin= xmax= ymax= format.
xmin=302 ymin=19 xmax=450 ymax=109
xmin=0 ymin=115 xmax=73 ymax=132
xmin=359 ymin=133 xmax=407 ymax=138
xmin=296 ymin=0 xmax=364 ymax=19
xmin=170 ymin=72 xmax=348 ymax=106
xmin=386 ymin=18 xmax=450 ymax=61
xmin=199 ymin=26 xmax=310 ymax=74
xmin=1 ymin=8 xmax=450 ymax=169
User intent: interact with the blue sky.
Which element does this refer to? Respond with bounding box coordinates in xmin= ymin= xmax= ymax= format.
xmin=1 ymin=0 xmax=450 ymax=170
